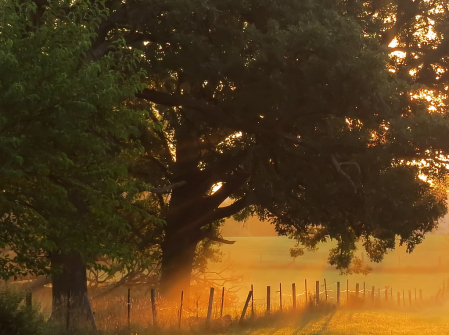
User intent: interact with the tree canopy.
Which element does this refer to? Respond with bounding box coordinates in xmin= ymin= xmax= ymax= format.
xmin=3 ymin=0 xmax=449 ymax=302
xmin=81 ymin=0 xmax=449 ymax=297
xmin=0 ymin=0 xmax=160 ymax=283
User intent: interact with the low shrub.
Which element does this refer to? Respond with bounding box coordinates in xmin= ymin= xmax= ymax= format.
xmin=0 ymin=289 xmax=47 ymax=335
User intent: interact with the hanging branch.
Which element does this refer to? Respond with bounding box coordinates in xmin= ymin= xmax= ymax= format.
xmin=331 ymin=155 xmax=360 ymax=193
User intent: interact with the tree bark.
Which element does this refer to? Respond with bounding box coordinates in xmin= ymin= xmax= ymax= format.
xmin=50 ymin=251 xmax=96 ymax=328
xmin=159 ymin=225 xmax=200 ymax=301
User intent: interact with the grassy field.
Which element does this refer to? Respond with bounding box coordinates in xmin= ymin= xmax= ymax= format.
xmin=210 ymin=235 xmax=449 ymax=303
xmin=22 ymin=235 xmax=449 ymax=334
xmin=223 ymin=307 xmax=449 ymax=335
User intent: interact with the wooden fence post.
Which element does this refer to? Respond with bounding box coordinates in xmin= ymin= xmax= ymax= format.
xmin=239 ymin=291 xmax=253 ymax=324
xmin=419 ymin=289 xmax=423 ymax=302
xmin=402 ymin=290 xmax=405 ymax=306
xmin=316 ymin=281 xmax=320 ymax=305
xmin=337 ymin=282 xmax=341 ymax=306
xmin=305 ymin=279 xmax=308 ymax=303
xmin=279 ymin=283 xmax=282 ymax=311
xmin=378 ymin=288 xmax=380 ymax=301
xmin=356 ymin=283 xmax=359 ymax=298
xmin=127 ymin=289 xmax=131 ymax=328
xmin=346 ymin=279 xmax=349 ymax=303
xmin=408 ymin=290 xmax=412 ymax=306
xmin=179 ymin=291 xmax=184 ymax=329
xmin=385 ymin=287 xmax=388 ymax=301
xmin=151 ymin=288 xmax=157 ymax=328
xmin=220 ymin=287 xmax=225 ymax=318
xmin=292 ymin=283 xmax=296 ymax=310
xmin=206 ymin=287 xmax=214 ymax=327
xmin=363 ymin=282 xmax=366 ymax=299
xmin=324 ymin=279 xmax=328 ymax=302
xmin=371 ymin=286 xmax=375 ymax=301
xmin=414 ymin=288 xmax=417 ymax=302
xmin=397 ymin=292 xmax=400 ymax=306
xmin=251 ymin=285 xmax=254 ymax=316
xmin=347 ymin=279 xmax=349 ymax=302
xmin=267 ymin=286 xmax=271 ymax=313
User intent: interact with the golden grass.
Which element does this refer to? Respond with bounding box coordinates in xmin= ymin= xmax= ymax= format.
xmin=225 ymin=307 xmax=449 ymax=335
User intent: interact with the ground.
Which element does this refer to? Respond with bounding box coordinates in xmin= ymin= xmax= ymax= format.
xmin=225 ymin=308 xmax=449 ymax=335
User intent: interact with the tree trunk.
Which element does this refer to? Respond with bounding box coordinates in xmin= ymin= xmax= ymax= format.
xmin=50 ymin=251 xmax=96 ymax=328
xmin=159 ymin=227 xmax=199 ymax=301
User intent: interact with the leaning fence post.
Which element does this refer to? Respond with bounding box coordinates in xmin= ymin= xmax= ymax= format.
xmin=279 ymin=283 xmax=282 ymax=311
xmin=371 ymin=286 xmax=375 ymax=301
xmin=397 ymin=292 xmax=400 ymax=306
xmin=337 ymin=282 xmax=341 ymax=306
xmin=292 ymin=283 xmax=296 ymax=309
xmin=206 ymin=287 xmax=214 ymax=327
xmin=324 ymin=279 xmax=328 ymax=302
xmin=414 ymin=288 xmax=417 ymax=302
xmin=363 ymin=282 xmax=366 ymax=299
xmin=408 ymin=290 xmax=412 ymax=306
xmin=251 ymin=284 xmax=254 ymax=316
xmin=385 ymin=287 xmax=388 ymax=301
xmin=356 ymin=283 xmax=359 ymax=298
xmin=151 ymin=288 xmax=157 ymax=328
xmin=179 ymin=291 xmax=184 ymax=329
xmin=239 ymin=291 xmax=253 ymax=324
xmin=267 ymin=286 xmax=271 ymax=313
xmin=402 ymin=290 xmax=405 ymax=306
xmin=316 ymin=281 xmax=320 ymax=305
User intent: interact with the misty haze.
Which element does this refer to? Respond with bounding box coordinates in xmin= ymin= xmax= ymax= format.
xmin=3 ymin=0 xmax=449 ymax=335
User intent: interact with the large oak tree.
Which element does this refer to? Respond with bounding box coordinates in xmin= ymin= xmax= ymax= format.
xmin=83 ymin=0 xmax=449 ymax=299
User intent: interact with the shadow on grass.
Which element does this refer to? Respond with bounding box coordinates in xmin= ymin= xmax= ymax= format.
xmin=230 ymin=304 xmax=337 ymax=335
xmin=46 ymin=305 xmax=339 ymax=335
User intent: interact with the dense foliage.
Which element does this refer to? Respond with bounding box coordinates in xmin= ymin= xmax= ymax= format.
xmin=82 ymin=0 xmax=449 ymax=296
xmin=0 ymin=289 xmax=46 ymax=335
xmin=3 ymin=0 xmax=449 ymax=301
xmin=0 ymin=0 xmax=159 ymax=280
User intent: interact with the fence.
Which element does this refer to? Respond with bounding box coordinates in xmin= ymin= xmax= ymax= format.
xmin=58 ymin=276 xmax=449 ymax=330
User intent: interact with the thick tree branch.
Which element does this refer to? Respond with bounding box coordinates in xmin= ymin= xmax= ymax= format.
xmin=204 ymin=172 xmax=250 ymax=210
xmin=381 ymin=0 xmax=420 ymax=47
xmin=150 ymin=181 xmax=186 ymax=194
xmin=207 ymin=196 xmax=252 ymax=223
xmin=204 ymin=234 xmax=236 ymax=244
